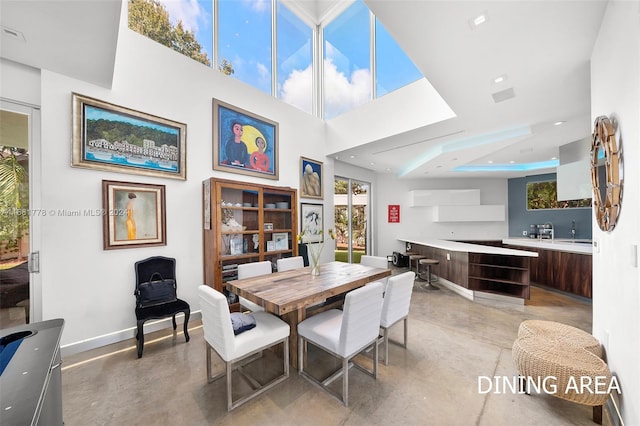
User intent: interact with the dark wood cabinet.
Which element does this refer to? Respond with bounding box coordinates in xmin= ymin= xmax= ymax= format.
xmin=203 ymin=178 xmax=298 ymax=296
xmin=504 ymin=244 xmax=592 ymax=298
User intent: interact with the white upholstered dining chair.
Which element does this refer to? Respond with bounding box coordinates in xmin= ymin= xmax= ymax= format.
xmin=276 ymin=256 xmax=304 ymax=272
xmin=236 ymin=261 xmax=272 ymax=312
xmin=359 ymin=255 xmax=389 ymax=269
xmin=198 ymin=285 xmax=290 ymax=411
xmin=297 ymin=281 xmax=384 ymax=406
xmin=379 ymin=271 xmax=415 ymax=365
xmin=359 ymin=255 xmax=390 ymax=289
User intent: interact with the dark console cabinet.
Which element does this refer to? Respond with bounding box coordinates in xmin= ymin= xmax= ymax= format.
xmin=0 ymin=319 xmax=65 ymax=425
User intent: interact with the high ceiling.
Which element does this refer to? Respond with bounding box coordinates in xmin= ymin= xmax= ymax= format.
xmin=325 ymin=0 xmax=607 ymax=179
xmin=0 ymin=0 xmax=607 ymax=179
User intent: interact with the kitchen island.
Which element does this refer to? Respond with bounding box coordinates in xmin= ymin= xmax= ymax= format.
xmin=399 ymin=238 xmax=538 ymax=303
xmin=502 ymin=238 xmax=593 ymax=298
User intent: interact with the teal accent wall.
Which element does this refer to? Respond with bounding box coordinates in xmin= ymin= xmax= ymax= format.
xmin=508 ymin=173 xmax=592 ymax=239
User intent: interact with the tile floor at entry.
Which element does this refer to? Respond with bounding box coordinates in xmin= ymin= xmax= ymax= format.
xmin=61 ymin=276 xmax=612 ymax=426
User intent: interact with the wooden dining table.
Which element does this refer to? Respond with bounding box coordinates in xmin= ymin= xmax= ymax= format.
xmin=226 ymin=261 xmax=391 ymax=368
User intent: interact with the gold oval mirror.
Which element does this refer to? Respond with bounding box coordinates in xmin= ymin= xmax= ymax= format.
xmin=590 ymin=115 xmax=622 ymax=232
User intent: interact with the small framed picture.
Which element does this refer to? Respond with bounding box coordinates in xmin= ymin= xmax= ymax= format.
xmin=230 ymin=236 xmax=243 ymax=255
xmin=300 ymin=157 xmax=323 ymax=199
xmin=102 ymin=180 xmax=166 ymax=250
xmin=273 ymin=232 xmax=289 ymax=250
xmin=300 ymin=203 xmax=323 ymax=243
xmin=266 ymin=241 xmax=276 ymax=252
xmin=264 ymin=222 xmax=274 ymax=230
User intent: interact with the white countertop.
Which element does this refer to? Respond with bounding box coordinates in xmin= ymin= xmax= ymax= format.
xmin=502 ymin=238 xmax=593 ymax=255
xmin=399 ymin=238 xmax=538 ymax=257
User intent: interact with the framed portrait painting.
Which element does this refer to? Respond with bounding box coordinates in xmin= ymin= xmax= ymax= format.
xmin=213 ymin=99 xmax=278 ymax=180
xmin=102 ymin=180 xmax=166 ymax=250
xmin=72 ymin=93 xmax=187 ymax=180
xmin=300 ymin=157 xmax=323 ymax=199
xmin=300 ymin=203 xmax=323 ymax=243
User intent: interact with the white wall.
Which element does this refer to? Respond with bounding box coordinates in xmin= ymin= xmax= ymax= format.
xmin=325 ymin=78 xmax=455 ymax=154
xmin=0 ymin=59 xmax=40 ymax=105
xmin=27 ymin=7 xmax=328 ymax=351
xmin=590 ymin=1 xmax=640 ymax=424
xmin=376 ymin=175 xmax=509 ymax=257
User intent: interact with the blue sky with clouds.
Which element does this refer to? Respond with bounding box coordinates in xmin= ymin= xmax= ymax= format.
xmin=158 ymin=0 xmax=422 ymax=117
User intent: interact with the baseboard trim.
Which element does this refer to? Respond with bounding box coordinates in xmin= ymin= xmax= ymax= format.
xmin=60 ymin=310 xmax=201 ymax=358
xmin=433 ymin=277 xmax=474 ymax=301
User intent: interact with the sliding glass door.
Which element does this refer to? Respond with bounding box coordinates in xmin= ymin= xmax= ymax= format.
xmin=1 ymin=100 xmax=39 ymax=329
xmin=334 ymin=177 xmax=370 ymax=263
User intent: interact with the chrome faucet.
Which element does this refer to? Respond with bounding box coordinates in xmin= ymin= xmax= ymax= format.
xmin=543 ymin=222 xmax=554 ymax=241
xmin=571 ymin=220 xmax=576 ymax=240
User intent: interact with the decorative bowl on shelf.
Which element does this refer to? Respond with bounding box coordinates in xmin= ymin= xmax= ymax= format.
xmin=265 ymin=203 xmax=276 ymax=209
xmin=242 ymin=203 xmax=252 ymax=207
xmin=275 ymin=202 xmax=289 ymax=209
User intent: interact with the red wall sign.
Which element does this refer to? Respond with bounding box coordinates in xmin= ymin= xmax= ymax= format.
xmin=388 ymin=204 xmax=400 ymax=223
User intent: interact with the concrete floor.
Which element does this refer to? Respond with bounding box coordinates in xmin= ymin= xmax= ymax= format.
xmin=61 ymin=277 xmax=611 ymax=425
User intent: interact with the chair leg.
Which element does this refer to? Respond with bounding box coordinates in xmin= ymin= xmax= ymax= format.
xmin=383 ymin=328 xmax=390 ymax=366
xmin=403 ymin=317 xmax=408 ymax=349
xmin=226 ymin=360 xmax=233 ymax=412
xmin=183 ymin=309 xmax=190 ymax=342
xmin=373 ymin=338 xmax=378 ymax=379
xmin=342 ymin=357 xmax=349 ymax=406
xmin=137 ymin=321 xmax=145 ymax=358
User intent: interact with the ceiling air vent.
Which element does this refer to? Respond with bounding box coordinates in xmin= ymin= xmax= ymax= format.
xmin=1 ymin=26 xmax=26 ymax=42
xmin=491 ymin=88 xmax=515 ymax=103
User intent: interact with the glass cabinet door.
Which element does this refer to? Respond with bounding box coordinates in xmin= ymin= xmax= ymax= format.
xmin=263 ymin=190 xmax=293 ymax=262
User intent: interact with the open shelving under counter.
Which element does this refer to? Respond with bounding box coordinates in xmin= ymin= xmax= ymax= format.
xmin=399 ymin=238 xmax=538 ymax=303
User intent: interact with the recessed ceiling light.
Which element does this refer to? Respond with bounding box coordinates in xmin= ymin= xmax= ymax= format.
xmin=551 ymin=156 xmax=557 ymax=160
xmin=350 ymin=155 xmax=355 ymax=159
xmin=469 ymin=11 xmax=489 ymax=29
xmin=493 ymin=74 xmax=507 ymax=84
xmin=370 ymin=162 xmax=375 ymax=166
xmin=554 ymin=121 xmax=565 ymax=126
xmin=509 ymin=160 xmax=515 ymax=164
xmin=487 ymin=160 xmax=493 ymax=164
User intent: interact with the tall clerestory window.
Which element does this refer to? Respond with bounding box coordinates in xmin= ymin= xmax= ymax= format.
xmin=276 ymin=2 xmax=313 ymax=114
xmin=218 ymin=0 xmax=273 ymax=94
xmin=128 ymin=0 xmax=423 ymax=118
xmin=375 ymin=18 xmax=423 ymax=98
xmin=322 ymin=0 xmax=371 ymax=120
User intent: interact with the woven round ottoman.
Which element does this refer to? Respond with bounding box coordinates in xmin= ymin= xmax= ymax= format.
xmin=517 ymin=320 xmax=603 ymax=358
xmin=512 ymin=321 xmax=610 ymax=424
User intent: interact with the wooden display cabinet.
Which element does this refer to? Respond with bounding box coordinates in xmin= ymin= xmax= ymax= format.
xmin=203 ymin=178 xmax=298 ymax=299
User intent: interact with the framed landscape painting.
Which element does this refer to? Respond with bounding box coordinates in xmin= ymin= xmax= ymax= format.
xmin=72 ymin=93 xmax=187 ymax=180
xmin=102 ymin=180 xmax=166 ymax=250
xmin=213 ymin=98 xmax=278 ymax=180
